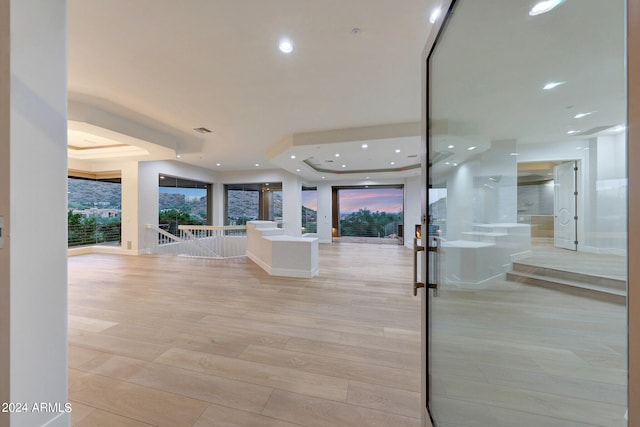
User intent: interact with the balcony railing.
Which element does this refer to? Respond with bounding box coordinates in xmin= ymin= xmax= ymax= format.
xmin=68 ymin=222 xmax=121 ymax=247
xmin=146 ymin=224 xmax=247 ymax=258
xmin=339 ymin=221 xmax=402 ymax=239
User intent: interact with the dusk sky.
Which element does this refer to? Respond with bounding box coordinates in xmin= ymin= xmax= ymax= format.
xmin=302 ymin=190 xmax=318 ymax=210
xmin=339 ymin=188 xmax=403 ymax=213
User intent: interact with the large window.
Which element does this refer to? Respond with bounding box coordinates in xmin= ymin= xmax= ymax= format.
xmin=225 ymin=183 xmax=282 ymax=225
xmin=336 ymin=186 xmax=403 ymax=239
xmin=68 ymin=174 xmax=122 ymax=247
xmin=159 ymin=175 xmax=209 ymax=234
xmin=302 ymin=187 xmax=317 ymax=233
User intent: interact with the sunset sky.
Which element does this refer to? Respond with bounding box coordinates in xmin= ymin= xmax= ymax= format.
xmin=339 ymin=188 xmax=403 ymax=213
xmin=302 ymin=188 xmax=403 ymax=213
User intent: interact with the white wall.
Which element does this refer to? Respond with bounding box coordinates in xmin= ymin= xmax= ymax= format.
xmin=2 ymin=1 xmax=69 ymax=426
xmin=404 ymin=175 xmax=422 ymax=248
xmin=594 ymin=133 xmax=627 ymax=254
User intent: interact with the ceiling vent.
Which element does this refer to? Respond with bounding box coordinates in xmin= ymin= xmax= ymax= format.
xmin=576 ymin=125 xmax=615 ymax=136
xmin=193 ymin=127 xmax=212 ymax=134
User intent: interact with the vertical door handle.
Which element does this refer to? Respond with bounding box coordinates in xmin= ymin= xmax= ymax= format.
xmin=413 ymin=238 xmax=425 ymax=296
xmin=428 ymin=236 xmax=440 ymax=297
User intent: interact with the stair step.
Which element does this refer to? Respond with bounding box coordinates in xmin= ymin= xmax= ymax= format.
xmin=506 ymin=271 xmax=626 ymax=305
xmin=512 ymin=262 xmax=626 ymax=292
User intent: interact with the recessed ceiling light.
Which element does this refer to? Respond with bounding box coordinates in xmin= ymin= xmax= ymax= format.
xmin=351 ymin=28 xmax=361 ymax=35
xmin=321 ymin=176 xmax=326 ymax=179
xmin=296 ymin=168 xmax=301 ymax=172
xmin=160 ymin=176 xmax=165 ymax=179
xmin=216 ymin=163 xmax=221 ymax=166
xmin=361 ymin=143 xmax=368 ymax=149
xmin=176 ymin=154 xmax=181 ymax=158
xmin=366 ymin=176 xmax=370 ymax=179
xmin=445 ymin=162 xmax=450 ymax=165
xmin=543 ymin=81 xmax=565 ymax=90
xmin=510 ymin=152 xmax=520 ymax=156
xmin=290 ymin=155 xmax=296 ymax=159
xmin=453 ymin=163 xmax=458 ymax=166
xmin=576 ymin=147 xmax=583 ymax=150
xmin=529 ymin=0 xmax=564 ymax=16
xmin=390 ymin=161 xmax=395 ymax=165
xmin=342 ymin=164 xmax=346 ymax=168
xmin=574 ymin=111 xmax=595 ymax=119
xmin=279 ymin=39 xmax=294 ymax=53
xmin=335 ymin=153 xmax=340 ymax=157
xmin=255 ymin=163 xmax=260 ymax=167
xmin=567 ymin=130 xmax=580 ymax=135
xmin=447 ymin=145 xmax=455 ymax=149
xmin=395 ymin=149 xmax=401 ymax=153
xmin=429 ymin=7 xmax=442 ymax=23
xmin=467 ymin=146 xmax=476 ymax=151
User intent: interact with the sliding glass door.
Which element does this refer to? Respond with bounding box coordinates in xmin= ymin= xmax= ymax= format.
xmin=426 ymin=1 xmax=628 ymax=425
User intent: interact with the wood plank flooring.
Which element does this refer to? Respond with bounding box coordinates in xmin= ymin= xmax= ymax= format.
xmin=68 ymin=243 xmax=421 ymax=427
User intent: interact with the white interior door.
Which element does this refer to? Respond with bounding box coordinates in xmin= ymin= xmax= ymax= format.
xmin=554 ymin=161 xmax=577 ymax=251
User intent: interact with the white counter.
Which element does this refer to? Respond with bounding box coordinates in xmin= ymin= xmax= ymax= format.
xmin=246 ymin=221 xmax=319 ymax=278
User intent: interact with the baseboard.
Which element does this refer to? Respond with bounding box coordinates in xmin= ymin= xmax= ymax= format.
xmin=246 ymin=250 xmax=272 ymax=275
xmin=68 ymin=245 xmax=142 ymax=257
xmin=270 ymin=266 xmax=317 ymax=278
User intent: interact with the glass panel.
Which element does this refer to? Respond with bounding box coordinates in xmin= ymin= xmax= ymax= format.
xmin=428 ymin=0 xmax=627 ymax=425
xmin=68 ymin=176 xmax=121 ymax=247
xmin=158 ymin=175 xmax=209 ymax=232
xmin=225 ymin=183 xmax=282 ymax=225
xmin=302 ymin=187 xmax=318 ymax=233
xmin=336 ymin=186 xmax=404 ymax=243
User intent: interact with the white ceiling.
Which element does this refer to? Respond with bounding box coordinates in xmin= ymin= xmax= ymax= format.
xmin=68 ymin=0 xmax=439 ymax=181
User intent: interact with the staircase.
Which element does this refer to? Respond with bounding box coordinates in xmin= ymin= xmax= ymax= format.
xmin=506 ymin=260 xmax=626 ymax=305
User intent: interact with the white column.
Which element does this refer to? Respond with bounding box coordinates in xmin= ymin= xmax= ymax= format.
xmin=120 ymin=161 xmax=140 ymax=252
xmin=282 ymin=174 xmax=302 ymax=236
xmin=137 ymin=162 xmax=160 ymax=251
xmin=404 ymin=176 xmax=422 ymax=248
xmin=1 ymin=1 xmax=69 ymax=426
xmin=211 ymin=183 xmax=225 ymax=226
xmin=316 ymin=183 xmax=333 ymax=243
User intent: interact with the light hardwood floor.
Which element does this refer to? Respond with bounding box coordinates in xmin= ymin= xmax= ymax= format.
xmin=68 ymin=243 xmax=422 ymax=427
xmin=430 ymin=245 xmax=628 ymax=427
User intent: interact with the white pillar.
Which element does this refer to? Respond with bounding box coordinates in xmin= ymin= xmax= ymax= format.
xmin=282 ymin=174 xmax=302 ymax=236
xmin=120 ymin=161 xmax=140 ymax=252
xmin=0 ymin=1 xmax=69 ymax=426
xmin=211 ymin=182 xmax=225 ymax=226
xmin=316 ymin=183 xmax=333 ymax=243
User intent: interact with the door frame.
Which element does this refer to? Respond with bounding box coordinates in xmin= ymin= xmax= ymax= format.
xmin=420 ymin=0 xmax=637 ymax=425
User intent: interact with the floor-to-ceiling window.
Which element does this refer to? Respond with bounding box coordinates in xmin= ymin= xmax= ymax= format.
xmin=334 ymin=185 xmax=403 ymax=243
xmin=158 ymin=175 xmax=209 ymax=234
xmin=224 ymin=183 xmax=282 ymax=225
xmin=302 ymin=186 xmax=317 ymax=233
xmin=67 ymin=173 xmax=121 ymax=247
